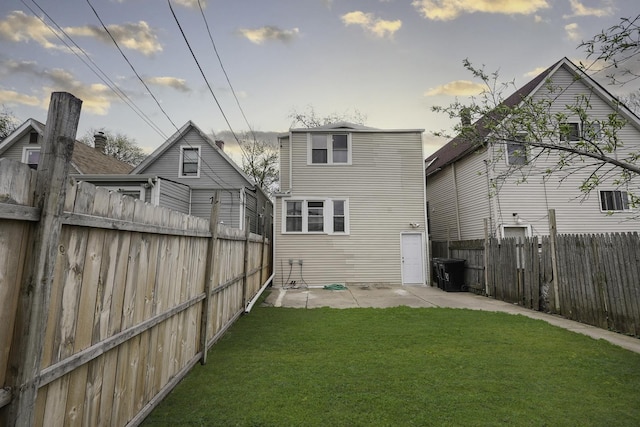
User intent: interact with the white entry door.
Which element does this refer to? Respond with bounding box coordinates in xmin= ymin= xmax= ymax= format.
xmin=401 ymin=233 xmax=424 ymax=285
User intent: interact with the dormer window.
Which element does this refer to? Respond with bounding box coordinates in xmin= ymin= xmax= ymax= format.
xmin=308 ymin=133 xmax=351 ymax=165
xmin=29 ymin=131 xmax=39 ymax=144
xmin=180 ymin=146 xmax=200 ymax=177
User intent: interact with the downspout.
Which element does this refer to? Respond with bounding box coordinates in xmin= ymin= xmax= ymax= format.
xmin=288 ymin=132 xmax=293 ymax=191
xmin=452 ymin=163 xmax=462 ymax=240
xmin=483 ymin=159 xmax=493 ymax=238
xmin=423 ymin=150 xmax=432 ymax=285
xmin=246 ymin=201 xmax=276 ymax=313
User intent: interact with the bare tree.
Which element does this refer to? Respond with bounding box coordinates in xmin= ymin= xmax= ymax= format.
xmin=288 ymin=105 xmax=367 ymax=128
xmin=0 ymin=106 xmax=19 ymax=141
xmin=79 ymin=128 xmax=146 ymax=166
xmin=239 ymin=131 xmax=279 ymax=195
xmin=432 ymin=58 xmax=640 ymax=206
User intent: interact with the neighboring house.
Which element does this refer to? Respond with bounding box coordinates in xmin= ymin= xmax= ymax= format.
xmin=274 ymin=122 xmax=427 ymax=288
xmin=0 ymin=118 xmax=133 ymax=174
xmin=425 ymin=57 xmax=640 ymax=242
xmin=130 ymin=121 xmax=272 ymax=234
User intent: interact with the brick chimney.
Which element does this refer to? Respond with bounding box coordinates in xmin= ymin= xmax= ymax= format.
xmin=215 ymin=140 xmax=224 ymax=151
xmin=94 ymin=131 xmax=107 ymax=153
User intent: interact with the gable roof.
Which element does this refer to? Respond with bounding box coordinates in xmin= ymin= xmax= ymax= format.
xmin=288 ymin=121 xmax=423 ymax=134
xmin=131 ymin=120 xmax=260 ymax=189
xmin=0 ymin=118 xmax=133 ymax=174
xmin=425 ymin=59 xmax=562 ymax=176
xmin=426 ymin=57 xmax=640 ymax=177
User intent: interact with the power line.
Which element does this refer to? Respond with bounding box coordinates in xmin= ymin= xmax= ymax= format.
xmin=167 ymin=0 xmax=249 ymax=160
xmin=196 ymin=0 xmax=258 ymax=150
xmin=85 ymin=0 xmax=180 ymax=133
xmin=85 ymin=0 xmax=239 ymax=191
xmin=22 ymin=0 xmax=169 ymax=140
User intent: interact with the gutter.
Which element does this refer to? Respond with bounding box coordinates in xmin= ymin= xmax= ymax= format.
xmin=245 ymin=274 xmax=274 ymax=313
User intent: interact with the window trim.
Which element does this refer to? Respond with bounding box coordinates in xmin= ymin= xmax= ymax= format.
xmin=599 ymin=190 xmax=630 ymax=212
xmin=505 ymin=134 xmax=528 ymax=166
xmin=560 ymin=122 xmax=581 ymax=142
xmin=307 ymin=133 xmax=352 ymax=165
xmin=282 ymin=198 xmax=349 ymax=234
xmin=22 ymin=147 xmax=41 ymax=169
xmin=179 ymin=145 xmax=201 ymax=178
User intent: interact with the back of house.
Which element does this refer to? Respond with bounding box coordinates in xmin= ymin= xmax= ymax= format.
xmin=274 ymin=122 xmax=427 ymax=288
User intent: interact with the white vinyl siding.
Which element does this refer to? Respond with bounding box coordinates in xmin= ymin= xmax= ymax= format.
xmin=275 ymin=130 xmax=426 ymax=287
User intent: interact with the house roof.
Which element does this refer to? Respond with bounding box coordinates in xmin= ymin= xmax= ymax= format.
xmin=286 ymin=121 xmax=424 ymax=135
xmin=0 ymin=118 xmax=133 ymax=174
xmin=425 ymin=59 xmax=561 ymax=176
xmin=131 ymin=120 xmax=270 ymax=197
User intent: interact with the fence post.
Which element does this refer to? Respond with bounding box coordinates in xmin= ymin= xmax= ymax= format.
xmin=5 ymin=92 xmax=82 ymax=427
xmin=484 ymin=218 xmax=490 ymax=296
xmin=548 ymin=209 xmax=561 ymax=312
xmin=242 ymin=217 xmax=251 ymax=310
xmin=200 ymin=191 xmax=220 ymax=365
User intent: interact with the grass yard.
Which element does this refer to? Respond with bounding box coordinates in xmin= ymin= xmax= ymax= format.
xmin=143 ymin=300 xmax=640 ymax=426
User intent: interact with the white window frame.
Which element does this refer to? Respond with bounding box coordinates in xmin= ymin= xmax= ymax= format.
xmin=22 ymin=147 xmax=41 ymax=169
xmin=179 ymin=145 xmax=201 ymax=178
xmin=282 ymin=198 xmax=349 ymax=234
xmin=102 ymin=186 xmax=146 ymax=201
xmin=499 ymin=224 xmax=532 ymax=240
xmin=599 ymin=190 xmax=631 ymax=212
xmin=560 ymin=122 xmax=581 ymax=142
xmin=307 ymin=133 xmax=352 ymax=165
xmin=239 ymin=188 xmax=246 ymax=230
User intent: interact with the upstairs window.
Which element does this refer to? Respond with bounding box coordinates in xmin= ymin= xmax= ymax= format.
xmin=583 ymin=122 xmax=602 ymax=141
xmin=600 ymin=190 xmax=630 ymax=212
xmin=29 ymin=132 xmax=39 ymax=144
xmin=180 ymin=146 xmax=200 ymax=178
xmin=560 ymin=122 xmax=580 ymax=142
xmin=308 ymin=133 xmax=351 ymax=165
xmin=22 ymin=147 xmax=41 ymax=170
xmin=506 ymin=133 xmax=528 ymax=166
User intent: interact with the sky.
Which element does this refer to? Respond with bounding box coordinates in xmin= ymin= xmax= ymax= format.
xmin=0 ymin=0 xmax=638 ymax=163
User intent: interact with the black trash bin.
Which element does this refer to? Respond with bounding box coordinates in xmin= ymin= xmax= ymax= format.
xmin=432 ymin=258 xmax=465 ymax=292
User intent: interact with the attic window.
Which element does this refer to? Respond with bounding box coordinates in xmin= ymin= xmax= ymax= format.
xmin=29 ymin=132 xmax=39 ymax=144
xmin=308 ymin=133 xmax=351 ymax=165
xmin=560 ymin=122 xmax=580 ymax=142
xmin=179 ymin=146 xmax=200 ymax=178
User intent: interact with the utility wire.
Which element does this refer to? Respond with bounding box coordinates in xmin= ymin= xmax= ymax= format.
xmin=85 ymin=0 xmax=180 ymax=133
xmin=167 ymin=0 xmax=248 ymax=160
xmin=84 ymin=0 xmax=238 ymax=192
xmin=23 ymin=0 xmax=169 ymax=140
xmin=196 ymin=0 xmax=258 ymax=151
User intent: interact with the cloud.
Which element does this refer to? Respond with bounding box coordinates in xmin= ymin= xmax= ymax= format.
xmin=147 ymin=76 xmax=190 ymax=92
xmin=341 ymin=11 xmax=402 ymax=38
xmin=173 ymin=0 xmax=208 ymax=8
xmin=0 ymin=89 xmax=41 ymax=107
xmin=412 ymin=0 xmax=550 ymax=21
xmin=424 ymin=80 xmax=485 ymax=96
xmin=65 ymin=21 xmax=162 ymax=56
xmin=237 ymin=26 xmax=300 ymax=44
xmin=0 ymin=59 xmax=115 ymax=114
xmin=565 ymin=22 xmax=581 ymax=41
xmin=0 ymin=11 xmax=63 ymax=50
xmin=563 ymin=0 xmax=614 ymax=18
xmin=524 ymin=66 xmax=549 ymax=78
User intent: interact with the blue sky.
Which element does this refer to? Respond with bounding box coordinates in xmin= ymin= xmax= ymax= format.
xmin=0 ymin=0 xmax=637 ymax=162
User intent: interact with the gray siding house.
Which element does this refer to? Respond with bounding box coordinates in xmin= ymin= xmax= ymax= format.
xmin=426 ymin=57 xmax=640 ymax=242
xmin=131 ymin=121 xmax=272 ymax=234
xmin=0 ymin=118 xmax=133 ymax=174
xmin=274 ymin=122 xmax=427 ymax=288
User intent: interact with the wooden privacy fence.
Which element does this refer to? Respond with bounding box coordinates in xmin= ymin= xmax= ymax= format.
xmin=0 ymin=93 xmax=271 ymax=427
xmin=432 ymin=217 xmax=640 ymax=338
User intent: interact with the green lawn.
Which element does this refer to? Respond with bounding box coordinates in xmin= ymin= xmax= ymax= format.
xmin=143 ymin=299 xmax=640 ymax=426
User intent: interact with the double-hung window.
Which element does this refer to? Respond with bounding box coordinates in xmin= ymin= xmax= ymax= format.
xmin=309 ymin=133 xmax=351 ymax=165
xmin=560 ymin=122 xmax=580 ymax=142
xmin=180 ymin=146 xmax=200 ymax=177
xmin=22 ymin=147 xmax=41 ymax=170
xmin=284 ymin=199 xmax=348 ymax=234
xmin=599 ymin=190 xmax=630 ymax=212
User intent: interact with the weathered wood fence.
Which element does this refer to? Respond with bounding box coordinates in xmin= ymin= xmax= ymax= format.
xmin=432 ymin=216 xmax=640 ymax=337
xmin=0 ymin=93 xmax=272 ymax=426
